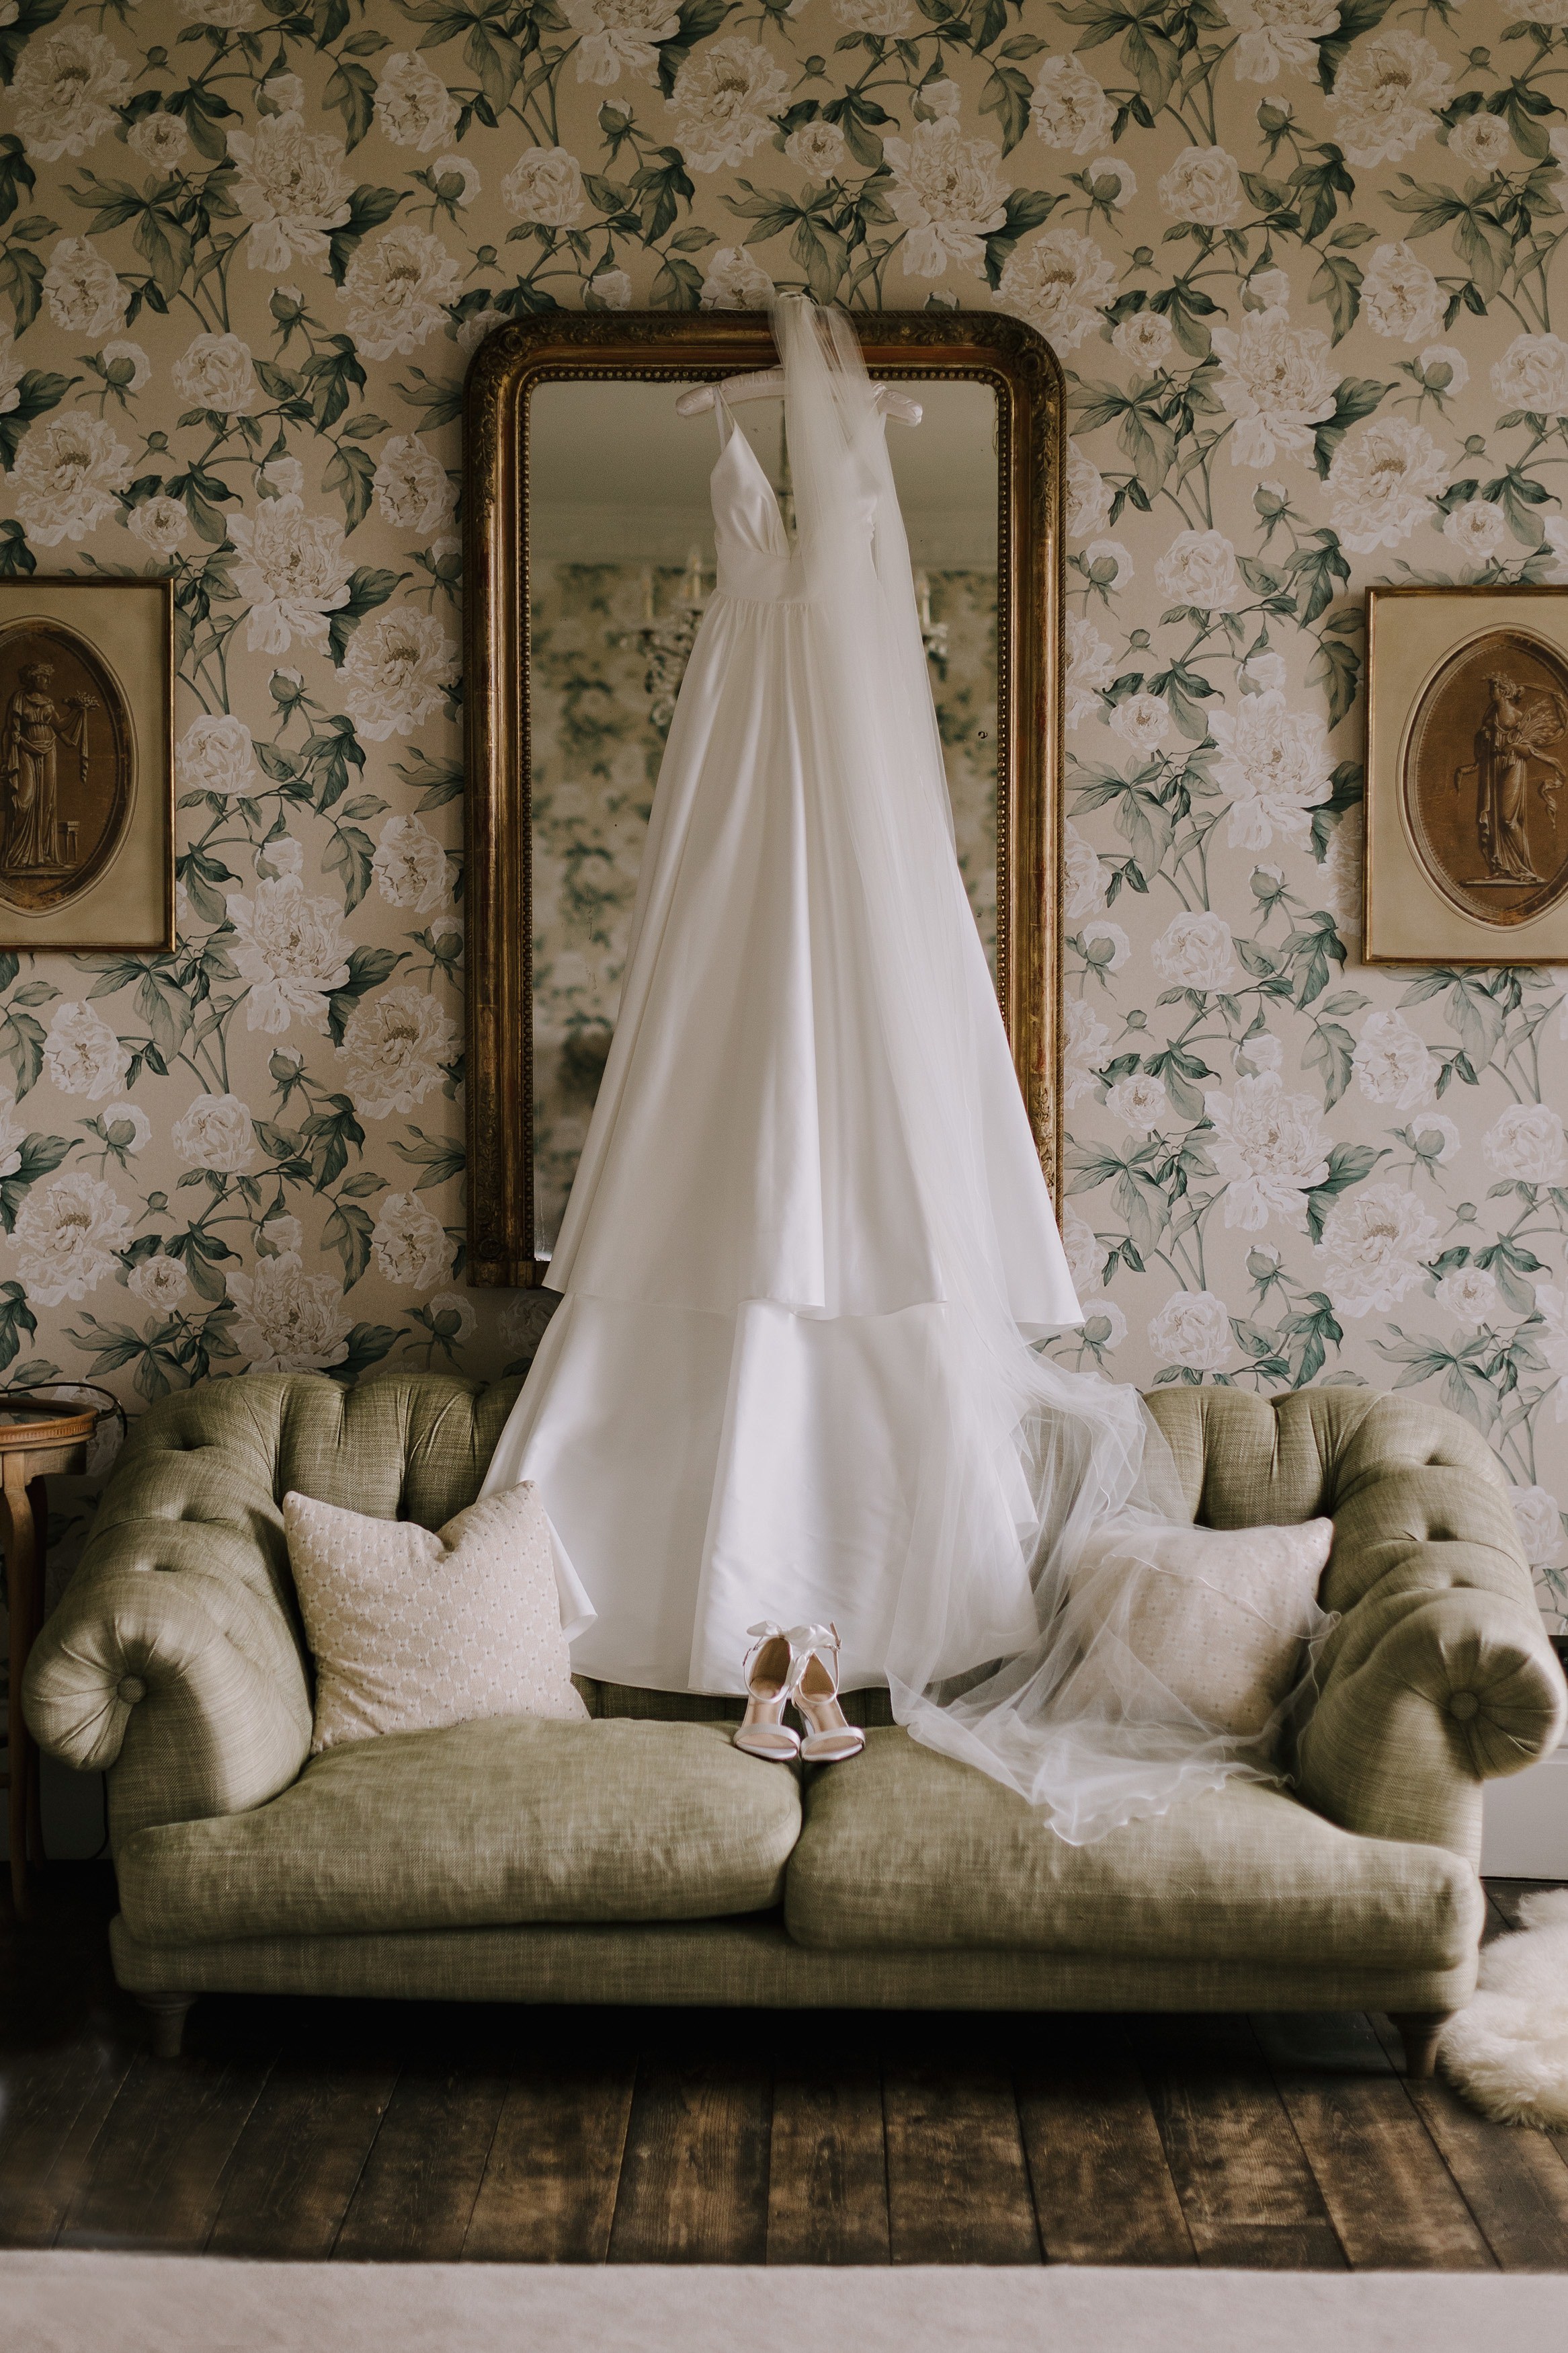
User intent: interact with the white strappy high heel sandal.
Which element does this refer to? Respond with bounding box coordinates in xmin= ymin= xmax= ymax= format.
xmin=733 ymin=1621 xmax=802 ymax=1760
xmin=788 ymin=1623 xmax=865 ymax=1763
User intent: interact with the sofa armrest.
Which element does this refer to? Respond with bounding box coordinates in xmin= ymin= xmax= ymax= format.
xmin=23 ymin=1397 xmax=313 ymax=1845
xmin=1295 ymin=1441 xmax=1567 ymax=1865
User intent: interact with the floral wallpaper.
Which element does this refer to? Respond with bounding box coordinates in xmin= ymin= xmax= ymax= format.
xmin=530 ymin=559 xmax=995 ymax=1248
xmin=0 ymin=0 xmax=1562 ymax=1653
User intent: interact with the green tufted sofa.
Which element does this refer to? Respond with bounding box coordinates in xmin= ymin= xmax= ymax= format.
xmin=23 ymin=1371 xmax=1567 ymax=2066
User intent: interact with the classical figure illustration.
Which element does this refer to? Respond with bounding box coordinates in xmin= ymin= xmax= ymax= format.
xmin=0 ymin=619 xmax=138 ymax=925
xmin=1398 ymin=625 xmax=1568 ymax=935
xmin=0 ymin=660 xmax=95 ymax=876
xmin=1458 ymin=671 xmax=1568 ymax=886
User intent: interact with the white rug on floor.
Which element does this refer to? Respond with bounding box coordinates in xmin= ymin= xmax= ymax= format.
xmin=1442 ymin=1886 xmax=1568 ymax=2126
xmin=2 ymin=2256 xmax=1563 ymax=2353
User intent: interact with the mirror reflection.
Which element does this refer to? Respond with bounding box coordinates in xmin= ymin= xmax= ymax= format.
xmin=528 ymin=378 xmax=999 ymax=1256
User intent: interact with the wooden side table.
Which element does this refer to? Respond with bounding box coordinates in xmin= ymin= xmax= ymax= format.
xmin=1 ymin=1399 xmax=97 ymax=1919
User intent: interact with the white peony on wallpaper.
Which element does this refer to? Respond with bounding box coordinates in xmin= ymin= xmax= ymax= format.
xmin=0 ymin=0 xmax=1563 ymax=1650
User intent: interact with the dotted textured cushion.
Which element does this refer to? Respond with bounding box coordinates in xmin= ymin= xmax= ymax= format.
xmin=283 ymin=1483 xmax=589 ymax=1753
xmin=1071 ymin=1517 xmax=1334 ymax=1739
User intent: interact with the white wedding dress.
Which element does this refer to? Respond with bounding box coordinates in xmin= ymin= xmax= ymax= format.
xmin=485 ymin=300 xmax=1319 ymax=1843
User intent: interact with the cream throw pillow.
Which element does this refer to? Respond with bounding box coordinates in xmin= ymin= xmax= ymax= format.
xmin=1067 ymin=1517 xmax=1333 ymax=1739
xmin=283 ymin=1482 xmax=589 ymax=1753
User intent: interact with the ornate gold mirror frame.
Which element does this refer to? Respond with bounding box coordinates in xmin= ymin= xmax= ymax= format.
xmin=463 ymin=310 xmax=1063 ymax=1288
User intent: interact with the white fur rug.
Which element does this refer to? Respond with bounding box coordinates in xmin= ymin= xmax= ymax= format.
xmin=1440 ymin=1888 xmax=1568 ymax=2126
xmin=2 ymin=2258 xmax=1564 ymax=2353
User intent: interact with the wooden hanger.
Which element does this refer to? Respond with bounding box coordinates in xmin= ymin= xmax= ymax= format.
xmin=674 ymin=371 xmax=922 ymax=425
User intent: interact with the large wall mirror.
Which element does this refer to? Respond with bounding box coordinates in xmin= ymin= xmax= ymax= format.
xmin=464 ymin=313 xmax=1063 ymax=1287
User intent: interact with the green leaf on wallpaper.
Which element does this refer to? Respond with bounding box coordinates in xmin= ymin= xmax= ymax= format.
xmin=791 ymin=215 xmax=848 ymax=301
xmin=324 ymin=442 xmax=376 ymax=533
xmin=0 ymin=1280 xmax=35 ymax=1375
xmin=1302 ymin=1019 xmax=1355 ymax=1111
xmin=1452 ymin=205 xmax=1513 ymax=303
xmin=0 ymin=0 xmax=66 ymax=91
xmin=1309 ymin=248 xmax=1361 ymax=343
xmin=979 ymin=64 xmax=1032 ymax=156
xmin=326 ymin=951 xmax=401 ymax=1048
xmin=1311 ymin=378 xmax=1389 ymax=476
xmin=0 ymin=1003 xmax=44 ymax=1098
xmin=0 ymin=239 xmax=42 ymax=336
xmin=820 ymin=88 xmax=893 ymax=168
xmin=1286 ymin=528 xmax=1350 ymax=627
xmin=651 ymin=253 xmax=703 ymax=309
xmin=1284 ymin=911 xmax=1348 ymax=1008
xmin=327 ymin=567 xmax=405 ymax=664
xmin=391 ymin=364 xmax=463 ymax=430
xmin=0 ymin=1133 xmax=71 ymax=1234
xmin=393 ymin=750 xmax=464 ymax=809
xmin=1308 ymin=631 xmax=1360 ymax=732
xmin=1316 ymin=0 xmax=1395 ymax=92
xmin=326 ymin=59 xmax=377 ymax=152
xmin=1400 ymin=967 xmax=1508 ymax=1070
xmin=632 ymin=151 xmax=696 ymax=245
xmin=302 ymin=337 xmax=369 ymax=432
xmin=390 ymin=1125 xmax=465 ymax=1188
xmin=0 ymin=370 xmax=73 ymax=473
xmin=300 ymin=1097 xmax=367 ymax=1191
xmin=1286 ymin=153 xmax=1354 ymax=244
xmin=979 ymin=187 xmax=1056 ymax=288
xmin=1281 ymin=1299 xmax=1343 ymax=1390
xmin=329 ymin=186 xmax=403 ymax=286
xmin=132 ymin=204 xmax=192 ymax=298
xmin=0 ymin=134 xmax=34 ymax=231
xmin=1501 ymin=88 xmax=1556 ymax=165
xmin=654 ymin=0 xmax=735 ymax=98
xmin=328 ymin=1324 xmax=399 ymax=1382
xmin=136 ymin=971 xmax=193 ymax=1062
xmin=1303 ymin=1145 xmax=1383 ymax=1243
xmin=324 ymin=1199 xmax=376 ymax=1287
xmin=324 ymin=822 xmax=376 ymax=913
xmin=190 ymin=845 xmax=243 ymax=924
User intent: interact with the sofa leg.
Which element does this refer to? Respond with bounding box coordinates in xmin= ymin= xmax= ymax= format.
xmin=1389 ymin=2009 xmax=1452 ymax=2079
xmin=140 ymin=1993 xmax=195 ymax=2060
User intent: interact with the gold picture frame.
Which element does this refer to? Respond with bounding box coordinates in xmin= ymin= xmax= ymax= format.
xmin=462 ymin=309 xmax=1065 ymax=1288
xmin=0 ymin=577 xmax=174 ymax=954
xmin=1365 ymin=584 xmax=1568 ymax=965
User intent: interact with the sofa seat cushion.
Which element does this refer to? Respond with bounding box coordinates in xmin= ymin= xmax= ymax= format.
xmin=784 ymin=1729 xmax=1481 ymax=1972
xmin=116 ymin=1716 xmax=800 ymax=1945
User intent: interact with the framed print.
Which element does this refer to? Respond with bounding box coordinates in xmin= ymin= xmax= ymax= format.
xmin=1366 ymin=584 xmax=1568 ymax=965
xmin=0 ymin=578 xmax=173 ymax=953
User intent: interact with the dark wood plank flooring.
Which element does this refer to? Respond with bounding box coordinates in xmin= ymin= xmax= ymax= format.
xmin=3 ymin=1867 xmax=1565 ymax=2269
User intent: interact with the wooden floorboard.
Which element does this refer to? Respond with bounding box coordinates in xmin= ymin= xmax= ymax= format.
xmin=1251 ymin=2011 xmax=1494 ymax=2272
xmin=607 ymin=2022 xmax=771 ymax=2264
xmin=204 ymin=2009 xmax=401 ymax=2261
xmin=1015 ymin=2016 xmax=1194 ymax=2266
xmin=463 ymin=2052 xmax=636 ymax=2262
xmin=1367 ymin=2013 xmax=1568 ymax=2271
xmin=1128 ymin=2015 xmax=1348 ymax=2270
xmin=3 ymin=1867 xmax=1567 ymax=2269
xmin=334 ymin=2046 xmax=509 ymax=2262
xmin=0 ymin=2036 xmax=137 ymax=2247
xmin=56 ymin=2036 xmax=276 ymax=2254
xmin=767 ymin=2040 xmax=889 ymax=2264
xmin=882 ymin=2020 xmax=1040 ymax=2266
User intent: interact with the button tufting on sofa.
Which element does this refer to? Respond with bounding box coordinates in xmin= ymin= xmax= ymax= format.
xmin=18 ymin=1371 xmax=1568 ymax=2052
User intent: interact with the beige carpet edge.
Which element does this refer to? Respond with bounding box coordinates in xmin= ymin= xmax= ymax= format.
xmin=2 ymin=2253 xmax=1564 ymax=2353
